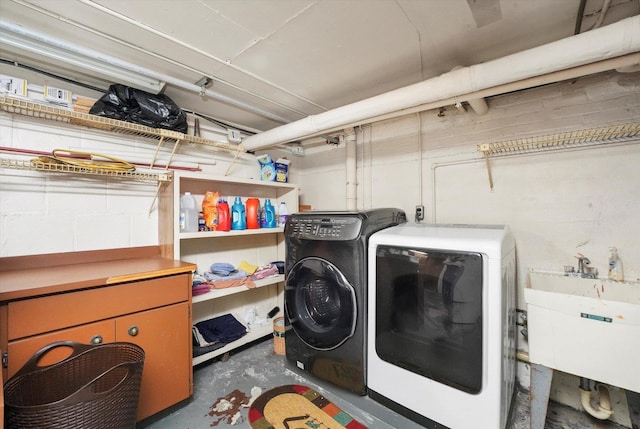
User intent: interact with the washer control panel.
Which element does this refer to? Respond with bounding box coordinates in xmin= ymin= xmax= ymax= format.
xmin=287 ymin=216 xmax=362 ymax=240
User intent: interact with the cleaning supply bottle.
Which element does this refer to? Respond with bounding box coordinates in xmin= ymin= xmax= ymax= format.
xmin=608 ymin=247 xmax=624 ymax=282
xmin=202 ymin=191 xmax=219 ymax=231
xmin=263 ymin=199 xmax=277 ymax=228
xmin=216 ymin=198 xmax=230 ymax=231
xmin=179 ymin=192 xmax=198 ymax=233
xmin=231 ymin=197 xmax=246 ymax=230
xmin=246 ymin=198 xmax=260 ymax=229
xmin=278 ymin=201 xmax=289 ymax=227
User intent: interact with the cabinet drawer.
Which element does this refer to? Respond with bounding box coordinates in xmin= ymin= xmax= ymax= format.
xmin=7 ymin=320 xmax=116 ymax=378
xmin=8 ymin=274 xmax=190 ymax=340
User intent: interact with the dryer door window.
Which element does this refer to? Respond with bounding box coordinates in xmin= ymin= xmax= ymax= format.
xmin=285 ymin=257 xmax=356 ymax=350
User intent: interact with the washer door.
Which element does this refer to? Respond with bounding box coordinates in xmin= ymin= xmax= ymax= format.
xmin=285 ymin=256 xmax=356 ymax=350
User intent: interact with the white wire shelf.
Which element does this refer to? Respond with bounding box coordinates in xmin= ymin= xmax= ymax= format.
xmin=477 ymin=121 xmax=640 ymax=156
xmin=0 ymin=95 xmax=243 ymax=154
xmin=477 ymin=121 xmax=640 ymax=190
xmin=0 ymin=157 xmax=172 ymax=183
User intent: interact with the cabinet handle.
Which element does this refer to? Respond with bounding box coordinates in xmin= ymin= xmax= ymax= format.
xmin=90 ymin=335 xmax=103 ymax=344
xmin=128 ymin=325 xmax=139 ymax=337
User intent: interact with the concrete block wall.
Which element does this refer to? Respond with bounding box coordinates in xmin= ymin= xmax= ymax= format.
xmin=293 ymin=69 xmax=640 ymax=426
xmin=0 ymin=110 xmax=258 ymax=257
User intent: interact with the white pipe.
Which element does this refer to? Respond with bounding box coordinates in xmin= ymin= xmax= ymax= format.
xmin=467 ymin=97 xmax=489 ymax=115
xmin=580 ymin=384 xmax=613 ymax=420
xmin=313 ymin=52 xmax=640 ymax=139
xmin=345 ymin=128 xmax=357 ymax=210
xmin=243 ymin=15 xmax=640 ymax=151
xmin=451 ymin=66 xmax=489 ymax=115
xmin=0 ymin=20 xmax=290 ymax=124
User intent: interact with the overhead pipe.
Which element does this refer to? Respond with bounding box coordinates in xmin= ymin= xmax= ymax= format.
xmin=0 ymin=20 xmax=291 ymax=125
xmin=242 ymin=15 xmax=640 ymax=151
xmin=451 ymin=66 xmax=489 ymax=115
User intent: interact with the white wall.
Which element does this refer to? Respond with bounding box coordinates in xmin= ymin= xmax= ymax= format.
xmin=1 ymin=67 xmax=638 ymax=424
xmin=295 ymin=69 xmax=639 ymax=426
xmin=0 ymin=108 xmax=261 ymax=257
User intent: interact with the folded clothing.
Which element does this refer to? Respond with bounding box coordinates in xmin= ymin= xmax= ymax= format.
xmin=237 ymin=260 xmax=258 ymax=275
xmin=251 ymin=263 xmax=279 ymax=280
xmin=211 ymin=278 xmax=256 ymax=290
xmin=195 ymin=314 xmax=247 ymax=344
xmin=204 ymin=269 xmax=248 ymax=282
xmin=192 ymin=283 xmax=211 ymax=296
xmin=209 ymin=262 xmax=237 ymax=276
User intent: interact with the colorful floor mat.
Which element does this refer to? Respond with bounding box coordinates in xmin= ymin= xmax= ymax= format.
xmin=248 ymin=384 xmax=367 ymax=429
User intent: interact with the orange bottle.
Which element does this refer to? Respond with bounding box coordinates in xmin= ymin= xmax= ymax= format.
xmin=246 ymin=198 xmax=260 ymax=229
xmin=216 ymin=199 xmax=230 ymax=231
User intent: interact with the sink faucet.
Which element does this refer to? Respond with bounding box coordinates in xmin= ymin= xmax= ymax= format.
xmin=576 ymin=254 xmax=597 ymax=279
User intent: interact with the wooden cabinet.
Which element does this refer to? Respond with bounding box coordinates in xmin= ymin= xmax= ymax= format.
xmin=159 ymin=172 xmax=298 ymax=365
xmin=0 ymin=247 xmax=196 ymax=423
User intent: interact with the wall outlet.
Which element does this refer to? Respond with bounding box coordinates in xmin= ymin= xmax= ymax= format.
xmin=415 ymin=205 xmax=425 ymax=222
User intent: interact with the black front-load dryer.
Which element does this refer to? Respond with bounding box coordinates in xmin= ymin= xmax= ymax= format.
xmin=284 ymin=208 xmax=406 ymax=395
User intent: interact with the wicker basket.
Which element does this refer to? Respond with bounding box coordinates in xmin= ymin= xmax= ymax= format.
xmin=4 ymin=341 xmax=145 ymax=429
xmin=273 ymin=317 xmax=285 ymax=356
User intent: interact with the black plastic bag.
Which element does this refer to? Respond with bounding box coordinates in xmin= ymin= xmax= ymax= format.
xmin=89 ymin=84 xmax=188 ymax=133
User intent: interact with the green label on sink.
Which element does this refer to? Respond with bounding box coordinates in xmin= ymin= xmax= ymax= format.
xmin=581 ymin=313 xmax=612 ymax=323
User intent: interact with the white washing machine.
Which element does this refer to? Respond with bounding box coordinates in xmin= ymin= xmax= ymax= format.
xmin=367 ymin=223 xmax=516 ymax=429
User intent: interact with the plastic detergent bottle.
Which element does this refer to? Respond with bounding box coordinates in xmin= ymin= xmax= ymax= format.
xmin=231 ymin=197 xmax=246 ymax=230
xmin=263 ymin=199 xmax=277 ymax=228
xmin=179 ymin=192 xmax=198 ymax=233
xmin=246 ymin=198 xmax=260 ymax=229
xmin=216 ymin=199 xmax=230 ymax=231
xmin=608 ymin=247 xmax=624 ymax=282
xmin=278 ymin=201 xmax=289 ymax=227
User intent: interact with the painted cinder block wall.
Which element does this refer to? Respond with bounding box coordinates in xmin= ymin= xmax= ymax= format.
xmin=288 ymin=69 xmax=639 ymax=426
xmin=1 ymin=69 xmax=638 ymax=425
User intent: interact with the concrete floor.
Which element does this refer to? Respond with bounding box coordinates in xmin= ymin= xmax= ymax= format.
xmin=139 ymin=338 xmax=626 ymax=429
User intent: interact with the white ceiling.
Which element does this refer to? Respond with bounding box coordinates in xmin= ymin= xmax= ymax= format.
xmin=1 ymin=0 xmax=639 ymax=136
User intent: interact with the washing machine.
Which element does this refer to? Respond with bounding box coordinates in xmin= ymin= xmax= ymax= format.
xmin=284 ymin=208 xmax=406 ymax=395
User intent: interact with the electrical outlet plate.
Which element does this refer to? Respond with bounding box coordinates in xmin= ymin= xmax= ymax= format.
xmin=415 ymin=205 xmax=424 ymax=221
xmin=291 ymin=145 xmax=305 ymax=156
xmin=227 ymin=129 xmax=242 ymax=143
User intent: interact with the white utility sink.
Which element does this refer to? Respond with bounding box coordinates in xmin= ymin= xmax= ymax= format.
xmin=525 ymin=270 xmax=640 ymax=392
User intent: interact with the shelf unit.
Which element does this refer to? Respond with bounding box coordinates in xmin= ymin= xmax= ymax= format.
xmin=158 ymin=171 xmax=298 ymax=366
xmin=0 ymin=95 xmax=244 ymax=183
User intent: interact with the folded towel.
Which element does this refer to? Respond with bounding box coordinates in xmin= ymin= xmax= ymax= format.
xmin=209 ymin=262 xmax=237 ymax=276
xmin=195 ymin=314 xmax=247 ymax=344
xmin=192 ymin=283 xmax=211 ymax=296
xmin=237 ymin=260 xmax=258 ymax=275
xmin=211 ymin=278 xmax=256 ymax=290
xmin=204 ymin=269 xmax=248 ymax=282
xmin=251 ymin=263 xmax=279 ymax=280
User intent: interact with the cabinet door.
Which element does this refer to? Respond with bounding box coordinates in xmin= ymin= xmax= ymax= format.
xmin=6 ymin=320 xmax=115 ymax=378
xmin=117 ymin=302 xmax=191 ymax=421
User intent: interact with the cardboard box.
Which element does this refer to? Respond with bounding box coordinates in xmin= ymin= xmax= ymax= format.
xmin=275 ymin=158 xmax=290 ymax=183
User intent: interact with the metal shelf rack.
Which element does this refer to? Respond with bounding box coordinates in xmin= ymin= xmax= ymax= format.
xmin=477 ymin=121 xmax=640 ymax=190
xmin=0 ymin=95 xmax=243 ymax=154
xmin=0 ymin=157 xmax=172 ymax=183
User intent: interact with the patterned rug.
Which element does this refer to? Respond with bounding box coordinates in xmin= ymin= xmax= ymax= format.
xmin=248 ymin=384 xmax=367 ymax=429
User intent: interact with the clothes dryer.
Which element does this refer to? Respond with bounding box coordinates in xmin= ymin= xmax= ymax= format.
xmin=284 ymin=209 xmax=406 ymax=395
